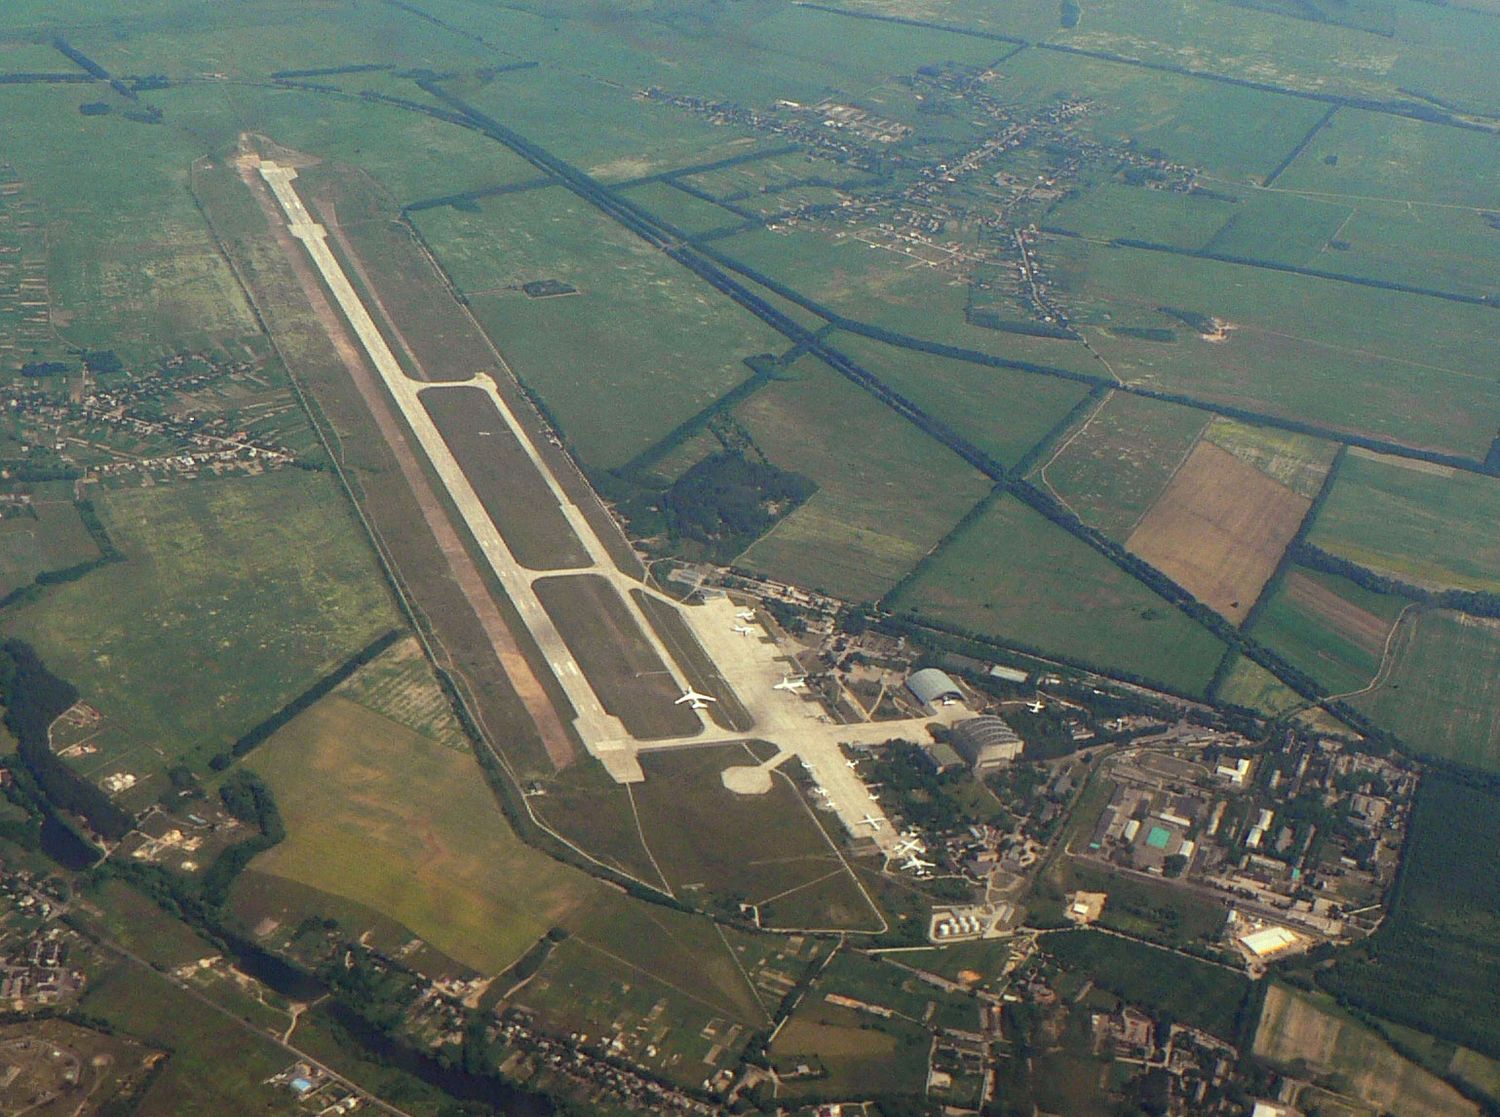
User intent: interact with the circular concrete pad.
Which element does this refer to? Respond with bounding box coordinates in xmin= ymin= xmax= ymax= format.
xmin=721 ymin=765 xmax=772 ymax=795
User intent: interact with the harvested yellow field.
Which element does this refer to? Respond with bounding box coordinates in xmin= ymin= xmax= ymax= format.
xmin=1254 ymin=984 xmax=1478 ymax=1117
xmin=1127 ymin=441 xmax=1309 ymax=623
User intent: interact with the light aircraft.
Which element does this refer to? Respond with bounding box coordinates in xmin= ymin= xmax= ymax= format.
xmin=775 ymin=674 xmax=808 ymax=692
xmin=859 ymin=814 xmax=883 ymax=830
xmin=1026 ymin=698 xmax=1046 ymax=713
xmin=894 ymin=838 xmax=923 ymax=855
xmin=902 ymin=856 xmax=935 ymax=872
xmin=811 ymin=785 xmax=829 ymax=798
xmin=732 ymin=624 xmax=755 ymax=636
xmin=736 ymin=610 xmax=756 ymax=621
xmin=674 ymin=688 xmax=717 ymax=710
xmin=845 ymin=758 xmax=860 ymax=769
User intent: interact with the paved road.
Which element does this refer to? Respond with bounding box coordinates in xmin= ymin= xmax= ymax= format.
xmin=260 ymin=161 xmax=960 ymax=853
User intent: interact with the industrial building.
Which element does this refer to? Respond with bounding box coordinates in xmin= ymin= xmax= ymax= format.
xmin=950 ymin=716 xmax=1024 ymax=772
xmin=906 ymin=667 xmax=964 ymax=707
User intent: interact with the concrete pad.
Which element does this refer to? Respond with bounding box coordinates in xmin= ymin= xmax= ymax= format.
xmin=721 ymin=766 xmax=773 ymax=795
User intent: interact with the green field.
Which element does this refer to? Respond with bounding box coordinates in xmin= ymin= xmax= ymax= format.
xmin=1309 ymin=451 xmax=1500 ymax=594
xmin=1250 ymin=566 xmax=1409 ymax=697
xmin=1052 ymin=237 xmax=1500 ymax=457
xmin=1351 ymin=611 xmax=1500 ymax=770
xmin=1042 ymin=929 xmax=1249 ymax=1040
xmin=1032 ymin=391 xmax=1208 ymax=540
xmin=1 ymin=472 xmax=400 ymax=786
xmin=734 ymin=354 xmax=993 ymax=602
xmin=829 ymin=331 xmax=1091 ymax=469
xmin=331 ymin=634 xmax=468 ymax=752
xmin=0 ymin=496 xmax=99 ymax=598
xmin=1044 ymin=180 xmax=1240 ymax=248
xmin=990 ymin=45 xmax=1330 ymax=181
xmin=896 ymin=494 xmax=1227 ymax=695
xmin=1319 ymin=773 xmax=1500 ymax=1060
xmin=413 ymin=187 xmax=785 ymax=471
xmin=632 ymin=745 xmax=882 ymax=931
xmin=246 ymin=693 xmax=604 ymax=973
xmin=1215 ymin=654 xmax=1309 ymax=718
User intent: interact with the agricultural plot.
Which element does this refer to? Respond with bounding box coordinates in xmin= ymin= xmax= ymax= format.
xmin=1126 ymin=441 xmax=1310 ymax=624
xmin=1044 ymin=179 xmax=1241 ymax=248
xmin=413 ymin=187 xmax=785 ymax=471
xmin=331 ymin=634 xmax=468 ymax=751
xmin=1250 ymin=567 xmax=1408 ymax=697
xmin=1 ymin=472 xmax=400 ymax=788
xmin=1032 ymin=391 xmax=1208 ymax=540
xmin=1308 ymin=450 xmax=1500 ymax=594
xmin=714 ymin=226 xmax=1104 ymax=380
xmin=0 ymin=496 xmax=99 ymax=599
xmin=828 ymin=331 xmax=1091 ymax=469
xmin=1051 ymin=236 xmax=1500 ymax=456
xmin=769 ymin=995 xmax=931 ymax=1100
xmin=630 ymin=745 xmax=881 ymax=931
xmin=246 ymin=693 xmax=604 ymax=974
xmin=420 ymin=387 xmax=590 ymax=571
xmin=895 ymin=494 xmax=1228 ymax=695
xmin=733 ymin=354 xmax=993 ymax=602
xmin=1350 ymin=611 xmax=1500 ymax=771
xmin=532 ymin=574 xmax=701 ymax=740
xmin=618 ymin=180 xmax=744 ymax=237
xmin=1276 ymin=108 xmax=1500 ymax=212
xmin=0 ymin=85 xmax=256 ymax=362
xmin=1201 ymin=417 xmax=1337 ymax=499
xmin=1255 ymin=983 xmax=1481 ymax=1117
xmin=988 ymin=46 xmax=1330 ymax=181
xmin=1215 ymin=655 xmax=1308 ymax=718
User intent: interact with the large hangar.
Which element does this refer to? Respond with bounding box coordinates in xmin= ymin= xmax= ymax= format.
xmin=951 ymin=716 xmax=1023 ymax=772
xmin=907 ymin=667 xmax=964 ymax=708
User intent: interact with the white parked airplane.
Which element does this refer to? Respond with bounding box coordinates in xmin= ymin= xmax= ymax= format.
xmin=774 ymin=674 xmax=808 ymax=692
xmin=1026 ymin=699 xmax=1046 ymax=713
xmin=894 ymin=838 xmax=924 ymax=855
xmin=731 ymin=624 xmax=755 ymax=636
xmin=811 ymin=785 xmax=829 ymax=798
xmin=859 ymin=814 xmax=883 ymax=830
xmin=845 ymin=758 xmax=860 ymax=769
xmin=674 ymin=688 xmax=717 ymax=709
xmin=735 ymin=610 xmax=756 ymax=621
xmin=902 ymin=856 xmax=935 ymax=872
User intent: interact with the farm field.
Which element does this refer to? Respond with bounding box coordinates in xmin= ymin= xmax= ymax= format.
xmin=245 ymin=692 xmax=604 ymax=974
xmin=419 ymin=386 xmax=590 ymax=571
xmin=1255 ymin=983 xmax=1481 ymax=1117
xmin=1050 ymin=237 xmax=1500 ymax=457
xmin=733 ymin=354 xmax=993 ymax=602
xmin=632 ymin=745 xmax=880 ymax=930
xmin=895 ymin=494 xmax=1227 ymax=696
xmin=1308 ymin=450 xmax=1500 ymax=594
xmin=413 ymin=187 xmax=785 ymax=472
xmin=1201 ymin=417 xmax=1338 ymax=499
xmin=532 ymin=574 xmax=701 ymax=740
xmin=1043 ymin=180 xmax=1239 ymax=248
xmin=828 ymin=331 xmax=1091 ymax=469
xmin=1350 ymin=611 xmax=1500 ymax=771
xmin=1032 ymin=391 xmax=1208 ymax=541
xmin=1215 ymin=655 xmax=1308 ymax=718
xmin=0 ymin=494 xmax=99 ymax=598
xmin=988 ymin=44 xmax=1330 ymax=181
xmin=1320 ymin=773 xmax=1500 ymax=1060
xmin=331 ymin=634 xmax=468 ymax=751
xmin=0 ymin=471 xmax=400 ymax=789
xmin=1250 ymin=567 xmax=1409 ymax=697
xmin=1125 ymin=441 xmax=1311 ymax=624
